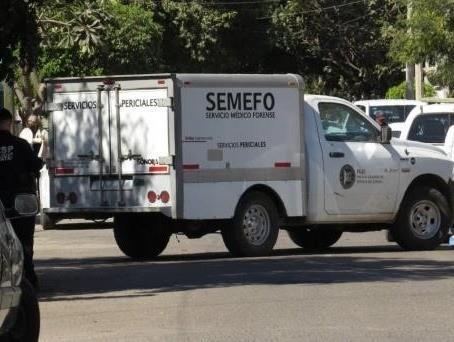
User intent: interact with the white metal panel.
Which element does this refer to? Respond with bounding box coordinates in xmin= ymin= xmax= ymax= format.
xmin=110 ymin=88 xmax=170 ymax=174
xmin=183 ymin=181 xmax=303 ymax=219
xmin=180 ymin=87 xmax=302 ymax=169
xmin=179 ymin=84 xmax=305 ymax=220
xmin=52 ymin=91 xmax=109 ymax=174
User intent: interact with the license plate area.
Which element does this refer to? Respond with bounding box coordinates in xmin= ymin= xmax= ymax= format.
xmin=90 ymin=176 xmax=133 ymax=191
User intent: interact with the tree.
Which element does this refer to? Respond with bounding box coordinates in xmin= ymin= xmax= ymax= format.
xmin=387 ymin=0 xmax=454 ymax=89
xmin=386 ymin=81 xmax=435 ymax=99
xmin=157 ymin=0 xmax=236 ymax=72
xmin=0 ymin=0 xmax=40 ymax=82
xmin=38 ymin=1 xmax=162 ymax=77
xmin=12 ymin=0 xmax=110 ymax=123
xmin=270 ymin=0 xmax=403 ymax=99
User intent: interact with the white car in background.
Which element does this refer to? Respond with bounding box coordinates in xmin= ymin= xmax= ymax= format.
xmin=391 ymin=104 xmax=454 ymax=146
xmin=354 ymin=99 xmax=426 ymax=129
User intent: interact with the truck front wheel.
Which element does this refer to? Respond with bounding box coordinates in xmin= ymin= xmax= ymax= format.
xmin=222 ymin=192 xmax=279 ymax=257
xmin=392 ymin=186 xmax=449 ymax=250
xmin=287 ymin=228 xmax=342 ymax=250
xmin=113 ymin=214 xmax=171 ymax=259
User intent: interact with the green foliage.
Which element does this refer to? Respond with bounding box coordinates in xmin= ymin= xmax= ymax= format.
xmin=38 ymin=0 xmax=111 ymax=56
xmin=38 ymin=1 xmax=162 ymax=77
xmin=385 ymin=82 xmax=407 ymax=99
xmin=6 ymin=0 xmax=437 ymax=103
xmin=0 ymin=0 xmax=40 ymax=81
xmin=270 ymin=0 xmax=402 ymax=98
xmin=387 ymin=0 xmax=454 ymax=88
xmin=98 ymin=2 xmax=162 ymax=74
xmin=385 ymin=81 xmax=436 ymax=99
xmin=158 ymin=0 xmax=236 ymax=72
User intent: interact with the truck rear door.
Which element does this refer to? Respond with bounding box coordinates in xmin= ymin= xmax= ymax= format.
xmin=48 ymin=76 xmax=175 ymax=212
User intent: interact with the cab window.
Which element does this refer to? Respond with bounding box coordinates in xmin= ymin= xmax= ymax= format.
xmin=408 ymin=114 xmax=451 ymax=143
xmin=319 ymin=102 xmax=379 ymax=142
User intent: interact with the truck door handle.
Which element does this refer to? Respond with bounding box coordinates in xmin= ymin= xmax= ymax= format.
xmin=329 ymin=152 xmax=344 ymax=158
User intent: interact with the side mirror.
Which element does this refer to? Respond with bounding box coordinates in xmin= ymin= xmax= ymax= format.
xmin=380 ymin=126 xmax=392 ymax=144
xmin=444 ymin=125 xmax=454 ymax=159
xmin=14 ymin=194 xmax=39 ymax=216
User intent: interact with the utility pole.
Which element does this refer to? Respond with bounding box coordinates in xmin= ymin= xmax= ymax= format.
xmin=406 ymin=1 xmax=415 ymax=100
xmin=415 ymin=63 xmax=423 ymax=100
xmin=406 ymin=64 xmax=415 ymax=100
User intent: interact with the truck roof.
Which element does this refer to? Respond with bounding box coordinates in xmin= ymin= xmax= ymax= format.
xmin=44 ymin=73 xmax=304 ymax=89
xmin=405 ymin=103 xmax=454 ymax=122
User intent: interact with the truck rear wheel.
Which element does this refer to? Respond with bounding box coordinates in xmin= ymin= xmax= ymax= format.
xmin=222 ymin=192 xmax=279 ymax=257
xmin=392 ymin=186 xmax=449 ymax=250
xmin=113 ymin=214 xmax=171 ymax=259
xmin=288 ymin=228 xmax=342 ymax=250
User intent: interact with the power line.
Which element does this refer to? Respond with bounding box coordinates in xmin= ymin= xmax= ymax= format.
xmin=255 ymin=0 xmax=368 ymax=19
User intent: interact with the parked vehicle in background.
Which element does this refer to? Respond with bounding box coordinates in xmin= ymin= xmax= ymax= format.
xmin=390 ymin=104 xmax=454 ymax=145
xmin=0 ymin=194 xmax=40 ymax=341
xmin=43 ymin=74 xmax=454 ymax=258
xmin=354 ymin=99 xmax=426 ymax=126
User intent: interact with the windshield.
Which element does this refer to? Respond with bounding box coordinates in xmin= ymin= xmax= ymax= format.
xmin=370 ymin=105 xmax=416 ymax=123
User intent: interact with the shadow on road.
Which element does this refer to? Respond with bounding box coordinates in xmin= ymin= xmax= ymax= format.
xmin=36 ymin=246 xmax=454 ymax=302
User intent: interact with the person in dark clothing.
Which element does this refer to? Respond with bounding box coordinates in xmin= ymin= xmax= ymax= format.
xmin=0 ymin=108 xmax=43 ymax=289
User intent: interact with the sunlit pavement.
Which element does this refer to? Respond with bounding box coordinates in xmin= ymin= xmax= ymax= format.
xmin=34 ymin=221 xmax=454 ymax=342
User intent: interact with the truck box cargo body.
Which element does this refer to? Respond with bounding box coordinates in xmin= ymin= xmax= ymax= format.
xmin=43 ymin=74 xmax=454 ymax=257
xmin=45 ymin=74 xmax=305 ymax=219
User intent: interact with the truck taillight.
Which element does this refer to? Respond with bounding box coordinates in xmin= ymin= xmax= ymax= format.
xmin=55 ymin=167 xmax=75 ymax=175
xmin=147 ymin=191 xmax=157 ymax=203
xmin=160 ymin=191 xmax=170 ymax=204
xmin=56 ymin=192 xmax=65 ymax=204
xmin=68 ymin=192 xmax=78 ymax=204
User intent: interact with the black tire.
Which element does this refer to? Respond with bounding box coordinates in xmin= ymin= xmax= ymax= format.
xmin=288 ymin=228 xmax=342 ymax=250
xmin=113 ymin=214 xmax=171 ymax=259
xmin=392 ymin=186 xmax=449 ymax=251
xmin=5 ymin=279 xmax=40 ymax=342
xmin=40 ymin=213 xmax=56 ymax=230
xmin=222 ymin=192 xmax=279 ymax=257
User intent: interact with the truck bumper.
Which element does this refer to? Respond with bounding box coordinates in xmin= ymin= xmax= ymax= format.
xmin=43 ymin=206 xmax=171 ymax=215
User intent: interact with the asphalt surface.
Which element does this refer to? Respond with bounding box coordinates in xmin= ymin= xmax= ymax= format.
xmin=34 ymin=221 xmax=454 ymax=342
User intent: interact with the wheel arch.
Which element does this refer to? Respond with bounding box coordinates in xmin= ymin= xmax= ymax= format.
xmin=236 ymin=184 xmax=287 ymax=219
xmin=398 ymin=174 xmax=452 ymax=220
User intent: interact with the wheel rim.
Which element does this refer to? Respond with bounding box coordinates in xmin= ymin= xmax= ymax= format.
xmin=242 ymin=204 xmax=270 ymax=246
xmin=409 ymin=200 xmax=441 ymax=240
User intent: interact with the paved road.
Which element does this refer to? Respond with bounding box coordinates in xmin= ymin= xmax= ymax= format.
xmin=34 ymin=222 xmax=454 ymax=342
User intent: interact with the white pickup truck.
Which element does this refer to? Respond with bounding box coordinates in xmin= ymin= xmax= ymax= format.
xmin=43 ymin=74 xmax=454 ymax=258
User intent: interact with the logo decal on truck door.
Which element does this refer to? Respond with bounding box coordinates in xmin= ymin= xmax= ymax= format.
xmin=339 ymin=164 xmax=356 ymax=189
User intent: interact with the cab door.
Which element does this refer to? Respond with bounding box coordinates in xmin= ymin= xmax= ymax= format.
xmin=317 ymin=101 xmax=400 ymax=215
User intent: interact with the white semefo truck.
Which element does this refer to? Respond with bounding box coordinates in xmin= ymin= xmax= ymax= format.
xmin=43 ymin=74 xmax=454 ymax=258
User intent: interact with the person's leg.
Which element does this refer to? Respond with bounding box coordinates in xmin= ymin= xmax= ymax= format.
xmin=11 ymin=216 xmax=38 ymax=288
